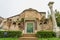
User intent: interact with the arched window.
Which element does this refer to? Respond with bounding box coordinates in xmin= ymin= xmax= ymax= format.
xmin=44 ymin=19 xmax=48 ymax=24
xmin=40 ymin=23 xmax=42 ymax=25
xmin=18 ymin=23 xmax=21 ymax=25
xmin=44 ymin=21 xmax=47 ymax=24
xmin=13 ymin=21 xmax=16 ymax=25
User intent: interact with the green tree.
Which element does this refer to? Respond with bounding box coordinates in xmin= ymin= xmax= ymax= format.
xmin=55 ymin=10 xmax=60 ymax=27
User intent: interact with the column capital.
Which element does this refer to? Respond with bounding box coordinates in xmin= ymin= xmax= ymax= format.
xmin=48 ymin=1 xmax=54 ymax=6
xmin=48 ymin=2 xmax=54 ymax=8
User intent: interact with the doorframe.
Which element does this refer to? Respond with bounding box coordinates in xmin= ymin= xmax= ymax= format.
xmin=25 ymin=22 xmax=35 ymax=34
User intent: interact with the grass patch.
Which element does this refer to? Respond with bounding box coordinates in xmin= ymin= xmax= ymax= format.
xmin=0 ymin=38 xmax=60 ymax=40
xmin=38 ymin=38 xmax=60 ymax=40
xmin=0 ymin=38 xmax=18 ymax=40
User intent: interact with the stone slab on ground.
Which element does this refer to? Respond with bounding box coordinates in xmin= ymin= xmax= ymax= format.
xmin=19 ymin=37 xmax=38 ymax=40
xmin=19 ymin=34 xmax=38 ymax=40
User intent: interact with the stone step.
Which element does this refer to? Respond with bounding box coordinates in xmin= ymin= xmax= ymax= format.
xmin=19 ymin=37 xmax=38 ymax=40
xmin=23 ymin=34 xmax=36 ymax=37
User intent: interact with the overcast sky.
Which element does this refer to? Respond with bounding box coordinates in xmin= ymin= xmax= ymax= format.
xmin=0 ymin=0 xmax=60 ymax=18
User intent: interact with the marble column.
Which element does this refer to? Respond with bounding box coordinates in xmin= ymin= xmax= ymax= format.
xmin=48 ymin=2 xmax=57 ymax=32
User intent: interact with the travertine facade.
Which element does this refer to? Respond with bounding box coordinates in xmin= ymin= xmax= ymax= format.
xmin=0 ymin=17 xmax=4 ymax=24
xmin=0 ymin=8 xmax=53 ymax=34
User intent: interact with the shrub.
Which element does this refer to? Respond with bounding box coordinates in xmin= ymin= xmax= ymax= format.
xmin=36 ymin=31 xmax=56 ymax=38
xmin=0 ymin=31 xmax=22 ymax=38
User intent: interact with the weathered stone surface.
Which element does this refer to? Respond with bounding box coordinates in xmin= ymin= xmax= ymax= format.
xmin=19 ymin=34 xmax=38 ymax=40
xmin=0 ymin=8 xmax=53 ymax=33
xmin=19 ymin=37 xmax=38 ymax=40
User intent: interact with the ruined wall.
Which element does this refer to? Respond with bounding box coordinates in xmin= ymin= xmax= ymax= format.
xmin=1 ymin=8 xmax=53 ymax=32
xmin=38 ymin=19 xmax=53 ymax=31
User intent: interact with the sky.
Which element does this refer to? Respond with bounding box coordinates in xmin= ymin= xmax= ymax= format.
xmin=0 ymin=0 xmax=60 ymax=18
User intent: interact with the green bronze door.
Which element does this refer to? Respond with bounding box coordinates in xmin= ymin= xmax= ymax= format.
xmin=27 ymin=22 xmax=34 ymax=33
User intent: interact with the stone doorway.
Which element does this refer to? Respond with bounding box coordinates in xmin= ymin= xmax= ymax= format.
xmin=25 ymin=22 xmax=35 ymax=34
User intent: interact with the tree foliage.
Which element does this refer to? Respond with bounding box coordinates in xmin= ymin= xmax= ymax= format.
xmin=55 ymin=10 xmax=60 ymax=27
